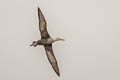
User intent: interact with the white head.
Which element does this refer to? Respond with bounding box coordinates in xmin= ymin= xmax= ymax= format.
xmin=52 ymin=37 xmax=64 ymax=42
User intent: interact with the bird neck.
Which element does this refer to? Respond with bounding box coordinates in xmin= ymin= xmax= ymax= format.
xmin=52 ymin=38 xmax=59 ymax=42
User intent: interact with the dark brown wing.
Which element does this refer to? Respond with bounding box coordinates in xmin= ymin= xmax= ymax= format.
xmin=44 ymin=44 xmax=60 ymax=76
xmin=38 ymin=7 xmax=50 ymax=39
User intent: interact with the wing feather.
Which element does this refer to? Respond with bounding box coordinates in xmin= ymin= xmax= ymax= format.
xmin=44 ymin=44 xmax=60 ymax=76
xmin=38 ymin=7 xmax=50 ymax=39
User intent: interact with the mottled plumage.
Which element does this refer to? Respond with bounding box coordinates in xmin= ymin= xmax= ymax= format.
xmin=30 ymin=7 xmax=64 ymax=77
xmin=38 ymin=7 xmax=50 ymax=39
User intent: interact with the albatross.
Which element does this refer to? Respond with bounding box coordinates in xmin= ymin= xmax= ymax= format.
xmin=30 ymin=7 xmax=64 ymax=77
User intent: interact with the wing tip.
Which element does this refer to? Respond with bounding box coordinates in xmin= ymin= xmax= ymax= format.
xmin=38 ymin=6 xmax=40 ymax=12
xmin=54 ymin=67 xmax=60 ymax=77
xmin=57 ymin=72 xmax=60 ymax=77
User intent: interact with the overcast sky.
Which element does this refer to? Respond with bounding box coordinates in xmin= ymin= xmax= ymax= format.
xmin=0 ymin=0 xmax=120 ymax=80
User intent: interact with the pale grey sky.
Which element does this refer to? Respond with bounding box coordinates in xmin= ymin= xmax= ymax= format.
xmin=0 ymin=0 xmax=120 ymax=80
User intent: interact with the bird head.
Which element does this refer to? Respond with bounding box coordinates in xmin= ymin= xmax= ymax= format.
xmin=53 ymin=37 xmax=64 ymax=41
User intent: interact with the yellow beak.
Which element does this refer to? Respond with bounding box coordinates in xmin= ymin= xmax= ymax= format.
xmin=60 ymin=38 xmax=64 ymax=41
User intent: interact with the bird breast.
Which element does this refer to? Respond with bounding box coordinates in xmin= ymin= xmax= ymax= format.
xmin=41 ymin=38 xmax=53 ymax=45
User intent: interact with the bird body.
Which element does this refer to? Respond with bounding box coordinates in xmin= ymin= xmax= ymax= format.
xmin=30 ymin=7 xmax=64 ymax=77
xmin=31 ymin=37 xmax=64 ymax=46
xmin=38 ymin=38 xmax=54 ymax=45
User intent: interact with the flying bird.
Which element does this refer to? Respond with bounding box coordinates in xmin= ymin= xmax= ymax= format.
xmin=30 ymin=7 xmax=64 ymax=77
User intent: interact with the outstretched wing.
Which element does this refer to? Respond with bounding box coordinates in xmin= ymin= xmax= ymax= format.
xmin=44 ymin=44 xmax=60 ymax=76
xmin=38 ymin=7 xmax=50 ymax=39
